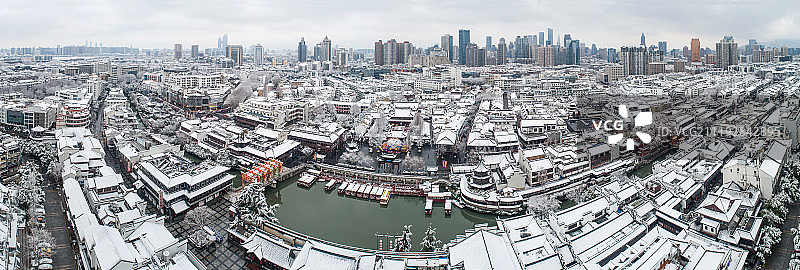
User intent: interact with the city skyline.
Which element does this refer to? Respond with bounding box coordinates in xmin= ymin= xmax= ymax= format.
xmin=2 ymin=0 xmax=800 ymax=50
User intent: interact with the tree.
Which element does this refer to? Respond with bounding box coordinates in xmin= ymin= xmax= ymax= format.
xmin=233 ymin=182 xmax=280 ymax=227
xmin=419 ymin=224 xmax=441 ymax=252
xmin=755 ymin=225 xmax=781 ymax=263
xmin=27 ymin=227 xmax=55 ymax=259
xmin=184 ymin=206 xmax=214 ymax=228
xmin=401 ymin=156 xmax=426 ymax=172
xmin=393 ymin=225 xmax=413 ymax=252
xmin=17 ymin=162 xmax=43 ymax=209
xmin=224 ymin=71 xmax=266 ymax=109
xmin=527 ymin=195 xmax=559 ymax=218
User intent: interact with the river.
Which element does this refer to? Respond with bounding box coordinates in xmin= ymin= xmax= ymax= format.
xmin=263 ymin=177 xmax=498 ymax=250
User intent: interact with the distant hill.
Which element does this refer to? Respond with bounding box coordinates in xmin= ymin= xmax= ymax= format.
xmin=763 ymin=39 xmax=800 ymax=48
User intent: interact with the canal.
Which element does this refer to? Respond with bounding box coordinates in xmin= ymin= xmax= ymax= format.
xmin=263 ymin=177 xmax=498 ymax=250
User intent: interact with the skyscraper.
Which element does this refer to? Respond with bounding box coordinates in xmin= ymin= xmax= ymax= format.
xmin=566 ymin=40 xmax=580 ymax=65
xmin=620 ymin=46 xmax=648 ymax=76
xmin=458 ymin=29 xmax=470 ymax=65
xmin=497 ymin=38 xmax=507 ymax=65
xmin=226 ymin=45 xmax=243 ymax=66
xmin=563 ymin=34 xmax=572 ymax=48
xmin=221 ymin=34 xmax=228 ymax=50
xmin=640 ymin=33 xmax=646 ymax=46
xmin=547 ymin=28 xmax=553 ymax=46
xmin=539 ymin=32 xmax=545 ymax=45
xmin=715 ymin=36 xmax=738 ymax=68
xmin=747 ymin=39 xmax=757 ymax=55
xmin=485 ymin=36 xmax=492 ymax=49
xmin=191 ymin=45 xmax=199 ymax=58
xmin=441 ymin=34 xmax=453 ymax=63
xmin=690 ymin=38 xmax=700 ymax=62
xmin=320 ymin=36 xmax=332 ymax=61
xmin=254 ymin=44 xmax=264 ymax=66
xmin=658 ymin=41 xmax=667 ymax=55
xmin=374 ymin=40 xmax=384 ymax=65
xmin=174 ymin=44 xmax=182 ymax=59
xmin=298 ymin=37 xmax=307 ymax=62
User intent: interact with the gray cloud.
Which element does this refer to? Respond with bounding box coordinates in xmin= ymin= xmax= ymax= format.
xmin=1 ymin=0 xmax=798 ymax=50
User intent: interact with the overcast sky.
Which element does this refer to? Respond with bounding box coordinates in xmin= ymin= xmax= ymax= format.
xmin=2 ymin=0 xmax=799 ymax=50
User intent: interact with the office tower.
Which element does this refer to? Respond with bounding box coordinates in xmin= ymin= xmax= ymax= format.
xmin=566 ymin=40 xmax=580 ymax=65
xmin=217 ymin=38 xmax=222 ymax=50
xmin=607 ymin=48 xmax=617 ymax=63
xmin=620 ymin=46 xmax=648 ymax=76
xmin=226 ymin=45 xmax=244 ymax=66
xmin=538 ymin=32 xmax=545 ymax=45
xmin=477 ymin=48 xmax=486 ymax=66
xmin=191 ymin=45 xmax=199 ymax=58
xmin=640 ymin=33 xmax=646 ymax=46
xmin=485 ymin=36 xmax=492 ymax=49
xmin=458 ymin=29 xmax=470 ymax=65
xmin=598 ymin=48 xmax=607 ymax=60
xmin=715 ymin=36 xmax=738 ymax=68
xmin=374 ymin=40 xmax=384 ymax=65
xmin=298 ymin=37 xmax=307 ymax=62
xmin=658 ymin=41 xmax=667 ymax=55
xmin=514 ymin=36 xmax=528 ymax=59
xmin=441 ymin=34 xmax=453 ymax=63
xmin=690 ymin=38 xmax=700 ymax=62
xmin=563 ymin=34 xmax=572 ymax=48
xmin=497 ymin=38 xmax=507 ymax=65
xmin=320 ymin=36 xmax=332 ymax=61
xmin=254 ymin=44 xmax=264 ymax=66
xmin=222 ymin=34 xmax=228 ymax=49
xmin=174 ymin=44 xmax=182 ymax=59
xmin=747 ymin=39 xmax=757 ymax=55
xmin=547 ymin=28 xmax=553 ymax=45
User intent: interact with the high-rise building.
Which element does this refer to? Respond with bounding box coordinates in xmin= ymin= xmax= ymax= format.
xmin=537 ymin=46 xmax=555 ymax=66
xmin=747 ymin=39 xmax=757 ymax=55
xmin=226 ymin=45 xmax=244 ymax=66
xmin=563 ymin=34 xmax=572 ymax=48
xmin=374 ymin=40 xmax=384 ymax=65
xmin=538 ymin=32 xmax=545 ymax=45
xmin=485 ymin=36 xmax=492 ymax=49
xmin=620 ymin=46 xmax=648 ymax=76
xmin=174 ymin=44 xmax=182 ymax=59
xmin=320 ymin=36 xmax=332 ymax=62
xmin=715 ymin=36 xmax=738 ymax=68
xmin=297 ymin=38 xmax=307 ymax=62
xmin=658 ymin=41 xmax=667 ymax=55
xmin=607 ymin=48 xmax=617 ymax=63
xmin=566 ymin=40 xmax=580 ymax=65
xmin=690 ymin=38 xmax=700 ymax=62
xmin=191 ymin=45 xmax=199 ymax=58
xmin=514 ymin=36 xmax=530 ymax=59
xmin=640 ymin=33 xmax=646 ymax=46
xmin=441 ymin=34 xmax=453 ymax=63
xmin=591 ymin=44 xmax=598 ymax=56
xmin=458 ymin=29 xmax=470 ymax=65
xmin=399 ymin=41 xmax=413 ymax=63
xmin=254 ymin=44 xmax=264 ymax=66
xmin=497 ymin=38 xmax=507 ymax=65
xmin=547 ymin=28 xmax=553 ymax=46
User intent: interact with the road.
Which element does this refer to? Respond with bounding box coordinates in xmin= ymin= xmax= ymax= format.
xmin=42 ymin=183 xmax=79 ymax=270
xmin=765 ymin=201 xmax=800 ymax=270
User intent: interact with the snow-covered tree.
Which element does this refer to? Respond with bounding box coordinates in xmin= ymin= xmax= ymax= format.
xmin=184 ymin=205 xmax=214 ymax=228
xmin=233 ymin=182 xmax=280 ymax=227
xmin=224 ymin=72 xmax=266 ymax=109
xmin=393 ymin=225 xmax=413 ymax=252
xmin=27 ymin=227 xmax=55 ymax=259
xmin=527 ymin=194 xmax=559 ymax=218
xmin=340 ymin=151 xmax=373 ymax=168
xmin=401 ymin=156 xmax=426 ymax=172
xmin=419 ymin=224 xmax=441 ymax=252
xmin=17 ymin=162 xmax=43 ymax=209
xmin=755 ymin=225 xmax=781 ymax=263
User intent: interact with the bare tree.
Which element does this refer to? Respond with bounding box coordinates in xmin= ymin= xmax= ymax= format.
xmin=401 ymin=156 xmax=426 ymax=172
xmin=527 ymin=195 xmax=559 ymax=218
